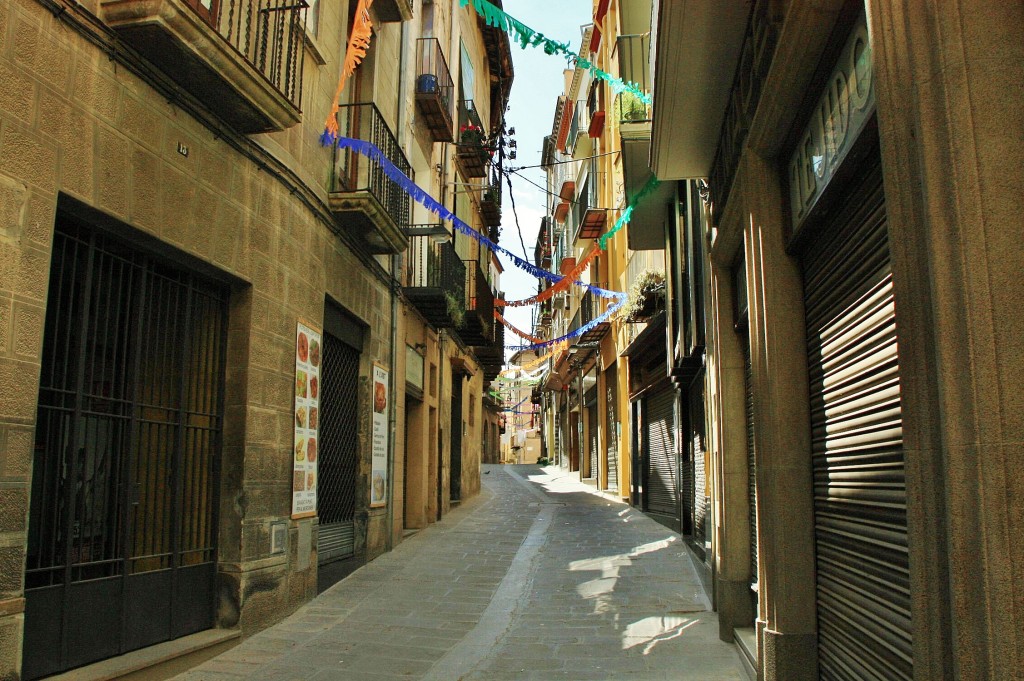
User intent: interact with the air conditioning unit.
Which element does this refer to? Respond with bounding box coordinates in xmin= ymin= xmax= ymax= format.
xmin=552 ymin=292 xmax=569 ymax=310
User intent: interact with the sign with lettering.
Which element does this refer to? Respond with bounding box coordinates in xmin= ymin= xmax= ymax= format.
xmin=788 ymin=12 xmax=875 ymax=230
xmin=370 ymin=363 xmax=389 ymax=508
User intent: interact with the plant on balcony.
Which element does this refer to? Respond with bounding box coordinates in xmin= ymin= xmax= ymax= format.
xmin=444 ymin=291 xmax=466 ymax=329
xmin=460 ymin=123 xmax=484 ymax=145
xmin=623 ymin=269 xmax=666 ymax=322
xmin=617 ymin=92 xmax=649 ymax=124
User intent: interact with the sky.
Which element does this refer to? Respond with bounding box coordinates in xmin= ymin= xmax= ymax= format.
xmin=494 ymin=0 xmax=592 ymax=361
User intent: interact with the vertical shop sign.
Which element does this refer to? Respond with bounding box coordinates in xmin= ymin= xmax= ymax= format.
xmin=292 ymin=322 xmax=321 ymax=518
xmin=371 ymin=363 xmax=390 ymax=508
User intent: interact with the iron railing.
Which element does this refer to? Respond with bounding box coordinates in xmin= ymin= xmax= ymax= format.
xmin=458 ymin=99 xmax=485 ymax=142
xmin=332 ymin=102 xmax=412 ymax=229
xmin=615 ymin=33 xmax=651 ymax=123
xmin=405 ymin=233 xmax=466 ymax=300
xmin=464 ymin=260 xmax=494 ymax=329
xmin=415 ymin=38 xmax=454 ymax=119
xmin=213 ymin=0 xmax=308 ymax=109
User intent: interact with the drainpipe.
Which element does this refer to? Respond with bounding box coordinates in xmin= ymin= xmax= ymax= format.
xmin=386 ymin=19 xmax=412 ymax=550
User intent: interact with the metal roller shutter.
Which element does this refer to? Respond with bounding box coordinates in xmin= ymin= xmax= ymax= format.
xmin=588 ymin=399 xmax=599 ymax=480
xmin=801 ymin=157 xmax=912 ymax=680
xmin=743 ymin=342 xmax=758 ymax=589
xmin=605 ymin=366 xmax=619 ymax=490
xmin=644 ymin=385 xmax=678 ymax=518
xmin=691 ymin=382 xmax=707 ymax=545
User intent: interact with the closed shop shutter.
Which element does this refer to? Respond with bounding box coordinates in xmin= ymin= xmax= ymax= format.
xmin=743 ymin=341 xmax=758 ymax=589
xmin=801 ymin=156 xmax=912 ymax=680
xmin=605 ymin=365 xmax=619 ymax=490
xmin=643 ymin=385 xmax=678 ymax=518
xmin=690 ymin=379 xmax=707 ymax=545
xmin=588 ymin=402 xmax=599 ymax=480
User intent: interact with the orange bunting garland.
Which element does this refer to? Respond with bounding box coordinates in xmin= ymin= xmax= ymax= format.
xmin=494 ymin=310 xmax=544 ymax=344
xmin=323 ymin=0 xmax=375 ymax=140
xmin=495 ymin=243 xmax=603 ymax=308
xmin=498 ymin=342 xmax=569 ymax=376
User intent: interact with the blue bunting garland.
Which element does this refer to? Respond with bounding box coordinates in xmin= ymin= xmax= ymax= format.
xmin=329 ymin=136 xmax=625 ymax=301
xmin=505 ymin=291 xmax=628 ymax=351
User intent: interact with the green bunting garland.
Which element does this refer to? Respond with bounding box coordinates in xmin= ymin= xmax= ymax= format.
xmin=599 ymin=175 xmax=662 ymax=249
xmin=459 ymin=0 xmax=652 ymax=106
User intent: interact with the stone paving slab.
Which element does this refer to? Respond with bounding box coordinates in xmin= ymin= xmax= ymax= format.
xmin=172 ymin=465 xmax=746 ymax=680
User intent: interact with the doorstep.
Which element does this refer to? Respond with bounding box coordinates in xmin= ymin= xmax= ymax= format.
xmin=46 ymin=629 xmax=241 ymax=681
xmin=734 ymin=627 xmax=757 ymax=681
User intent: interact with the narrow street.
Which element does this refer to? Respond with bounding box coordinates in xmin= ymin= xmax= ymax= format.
xmin=174 ymin=465 xmax=746 ymax=681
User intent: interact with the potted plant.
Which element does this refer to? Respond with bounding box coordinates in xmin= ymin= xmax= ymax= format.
xmin=623 ymin=269 xmax=666 ymax=322
xmin=416 ymin=73 xmax=439 ymax=94
xmin=459 ymin=123 xmax=484 ymax=146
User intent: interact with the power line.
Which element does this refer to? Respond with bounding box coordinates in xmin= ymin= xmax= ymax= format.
xmin=506 ymin=167 xmax=623 ymax=211
xmin=508 ymin=148 xmax=620 ymax=172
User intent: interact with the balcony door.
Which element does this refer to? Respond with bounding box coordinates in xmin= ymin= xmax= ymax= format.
xmin=184 ymin=0 xmax=220 ymax=25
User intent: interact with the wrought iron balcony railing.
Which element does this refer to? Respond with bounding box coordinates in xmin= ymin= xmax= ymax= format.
xmin=415 ymin=38 xmax=455 ymax=142
xmin=330 ymin=103 xmax=412 ymax=253
xmin=101 ymin=0 xmax=307 ymax=132
xmin=403 ymin=233 xmax=467 ymax=328
xmin=480 ymin=164 xmax=502 ymax=228
xmin=456 ymin=100 xmax=489 ymax=178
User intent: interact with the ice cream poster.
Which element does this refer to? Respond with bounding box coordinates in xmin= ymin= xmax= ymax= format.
xmin=292 ymin=321 xmax=321 ymax=519
xmin=370 ymin=363 xmax=389 ymax=508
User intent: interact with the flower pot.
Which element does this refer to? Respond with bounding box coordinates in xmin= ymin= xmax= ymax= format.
xmin=416 ymin=74 xmax=438 ymax=94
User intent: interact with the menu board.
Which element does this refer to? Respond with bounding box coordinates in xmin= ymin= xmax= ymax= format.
xmin=291 ymin=322 xmax=321 ymax=519
xmin=370 ymin=363 xmax=389 ymax=508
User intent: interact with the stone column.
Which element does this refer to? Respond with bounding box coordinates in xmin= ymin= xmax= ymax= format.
xmin=870 ymin=1 xmax=1024 ymax=677
xmin=740 ymin=153 xmax=818 ymax=681
xmin=705 ymin=252 xmax=757 ymax=641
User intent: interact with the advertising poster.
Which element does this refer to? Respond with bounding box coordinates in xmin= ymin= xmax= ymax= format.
xmin=291 ymin=322 xmax=321 ymax=519
xmin=370 ymin=363 xmax=389 ymax=508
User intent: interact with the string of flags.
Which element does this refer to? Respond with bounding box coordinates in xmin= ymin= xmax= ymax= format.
xmin=316 ymin=1 xmax=663 ymax=355
xmin=458 ymin=0 xmax=652 ymax=106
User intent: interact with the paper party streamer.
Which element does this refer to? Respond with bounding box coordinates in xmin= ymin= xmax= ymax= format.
xmin=496 ymin=244 xmax=603 ymax=307
xmin=495 ymin=310 xmax=543 ymax=343
xmin=598 ymin=175 xmax=662 ymax=249
xmin=321 ymin=0 xmax=375 ymax=145
xmin=506 ymin=292 xmax=628 ymax=351
xmin=458 ymin=0 xmax=651 ymax=106
xmin=326 ymin=137 xmax=624 ymax=300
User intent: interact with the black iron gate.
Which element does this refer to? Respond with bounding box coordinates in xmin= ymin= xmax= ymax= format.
xmin=24 ymin=220 xmax=227 ymax=680
xmin=450 ymin=372 xmax=463 ymax=500
xmin=317 ymin=333 xmax=360 ymax=564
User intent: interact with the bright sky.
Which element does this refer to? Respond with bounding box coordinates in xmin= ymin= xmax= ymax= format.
xmin=496 ymin=0 xmax=591 ymax=361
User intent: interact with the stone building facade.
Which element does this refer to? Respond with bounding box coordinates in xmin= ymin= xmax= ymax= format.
xmin=648 ymin=0 xmax=1024 ymax=679
xmin=0 ymin=0 xmax=509 ymax=677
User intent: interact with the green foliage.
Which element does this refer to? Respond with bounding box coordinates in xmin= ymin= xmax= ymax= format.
xmin=623 ymin=269 xmax=666 ymax=321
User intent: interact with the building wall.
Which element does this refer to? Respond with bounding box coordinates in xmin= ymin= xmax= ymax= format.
xmin=0 ymin=0 xmax=504 ymax=676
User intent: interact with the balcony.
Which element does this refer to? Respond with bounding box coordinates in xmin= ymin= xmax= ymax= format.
xmin=475 ymin=321 xmax=504 ymax=384
xmin=101 ymin=0 xmax=306 ymax=133
xmin=534 ymin=216 xmax=552 ymax=269
xmin=374 ymin=0 xmax=413 ymax=22
xmin=403 ymin=231 xmax=466 ymax=329
xmin=329 ymin=103 xmax=412 ymax=254
xmin=568 ymin=103 xmax=592 ymax=159
xmin=415 ymin=38 xmax=455 ymax=142
xmin=571 ymin=176 xmax=607 ymax=243
xmin=455 ymin=262 xmax=495 ymax=347
xmin=480 ymin=166 xmax=502 ymax=228
xmin=569 ymin=294 xmax=610 ymax=348
xmin=456 ymin=100 xmax=489 ymax=178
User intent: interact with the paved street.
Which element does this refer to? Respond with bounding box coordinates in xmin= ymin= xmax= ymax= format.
xmin=175 ymin=465 xmax=746 ymax=680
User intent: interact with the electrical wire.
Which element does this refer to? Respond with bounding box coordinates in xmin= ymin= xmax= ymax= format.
xmin=506 ymin=167 xmax=623 ymax=211
xmin=508 ymin=148 xmax=620 ymax=171
xmin=504 ymin=170 xmax=532 ymax=263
